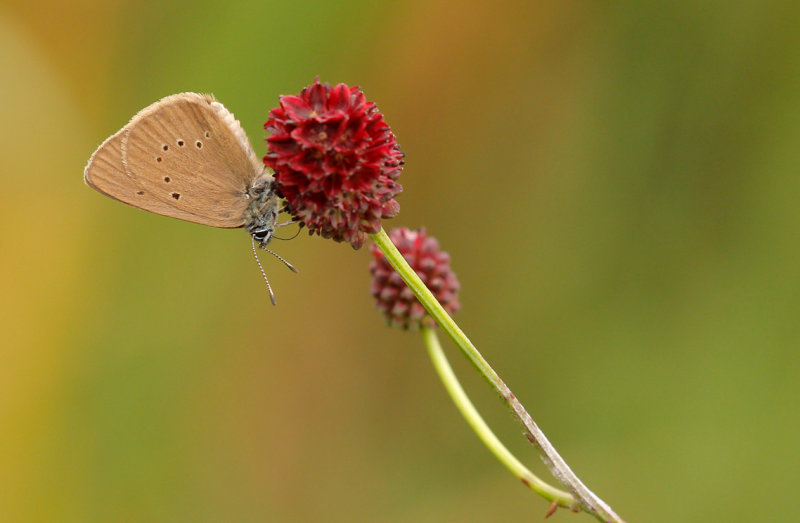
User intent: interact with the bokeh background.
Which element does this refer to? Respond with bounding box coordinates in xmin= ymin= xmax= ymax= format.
xmin=2 ymin=1 xmax=799 ymax=521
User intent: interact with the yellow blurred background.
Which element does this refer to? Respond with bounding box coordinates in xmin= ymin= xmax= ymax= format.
xmin=2 ymin=1 xmax=799 ymax=521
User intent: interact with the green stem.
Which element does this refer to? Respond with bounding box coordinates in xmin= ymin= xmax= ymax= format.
xmin=421 ymin=326 xmax=575 ymax=509
xmin=370 ymin=228 xmax=623 ymax=523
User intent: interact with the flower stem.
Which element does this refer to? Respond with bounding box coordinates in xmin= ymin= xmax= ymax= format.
xmin=421 ymin=326 xmax=576 ymax=509
xmin=370 ymin=228 xmax=624 ymax=523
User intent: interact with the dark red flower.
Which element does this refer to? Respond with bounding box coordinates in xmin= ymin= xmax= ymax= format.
xmin=264 ymin=79 xmax=404 ymax=249
xmin=369 ymin=228 xmax=461 ymax=330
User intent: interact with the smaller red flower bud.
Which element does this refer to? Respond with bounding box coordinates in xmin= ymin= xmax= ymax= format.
xmin=264 ymin=79 xmax=404 ymax=249
xmin=369 ymin=228 xmax=461 ymax=330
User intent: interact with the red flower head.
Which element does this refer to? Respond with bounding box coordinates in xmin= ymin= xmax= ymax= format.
xmin=264 ymin=79 xmax=404 ymax=249
xmin=369 ymin=227 xmax=461 ymax=330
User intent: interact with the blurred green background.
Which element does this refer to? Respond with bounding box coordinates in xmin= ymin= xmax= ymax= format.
xmin=2 ymin=1 xmax=799 ymax=521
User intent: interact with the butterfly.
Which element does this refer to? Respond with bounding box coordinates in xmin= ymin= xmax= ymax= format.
xmin=85 ymin=93 xmax=296 ymax=303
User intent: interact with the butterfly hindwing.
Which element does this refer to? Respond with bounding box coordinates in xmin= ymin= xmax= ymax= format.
xmin=84 ymin=127 xmax=208 ymax=224
xmin=85 ymin=93 xmax=264 ymax=228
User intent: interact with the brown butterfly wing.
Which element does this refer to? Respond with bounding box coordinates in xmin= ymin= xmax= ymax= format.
xmin=86 ymin=93 xmax=264 ymax=228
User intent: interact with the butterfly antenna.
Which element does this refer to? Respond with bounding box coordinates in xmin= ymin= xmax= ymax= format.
xmin=251 ymin=236 xmax=277 ymax=305
xmin=260 ymin=245 xmax=298 ymax=273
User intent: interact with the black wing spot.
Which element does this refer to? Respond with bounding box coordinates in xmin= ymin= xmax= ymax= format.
xmin=195 ymin=140 xmax=203 ymax=149
xmin=171 ymin=192 xmax=181 ymax=200
xmin=162 ymin=144 xmax=169 ymax=151
xmin=136 ymin=190 xmax=145 ymax=195
xmin=177 ymin=139 xmax=185 ymax=147
xmin=164 ymin=176 xmax=170 ymax=182
xmin=204 ymin=131 xmax=211 ymax=138
xmin=156 ymin=156 xmax=162 ymax=162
